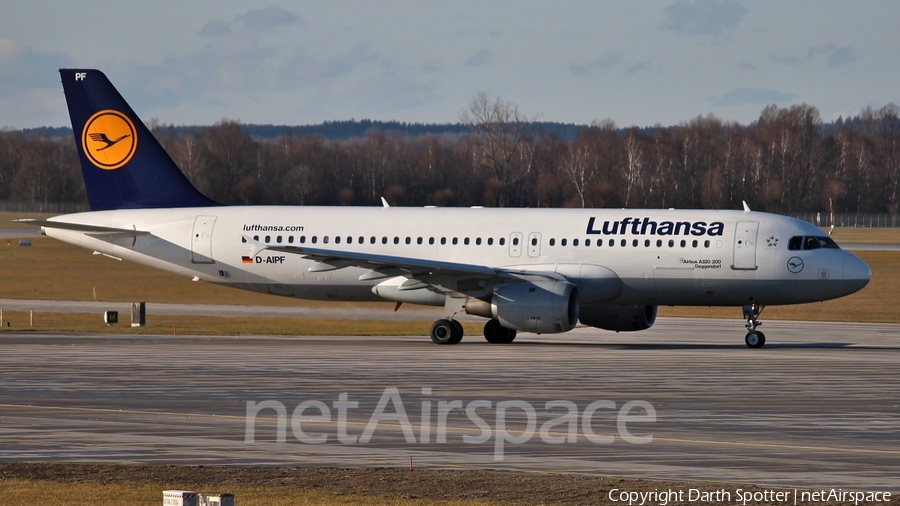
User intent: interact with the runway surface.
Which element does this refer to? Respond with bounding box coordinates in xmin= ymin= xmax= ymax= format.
xmin=1 ymin=318 xmax=897 ymax=490
xmin=0 ymin=298 xmax=461 ymax=321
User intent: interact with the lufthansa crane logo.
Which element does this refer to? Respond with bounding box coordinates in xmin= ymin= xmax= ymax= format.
xmin=81 ymin=110 xmax=137 ymax=170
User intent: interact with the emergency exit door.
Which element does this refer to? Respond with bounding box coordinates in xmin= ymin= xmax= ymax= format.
xmin=191 ymin=215 xmax=216 ymax=264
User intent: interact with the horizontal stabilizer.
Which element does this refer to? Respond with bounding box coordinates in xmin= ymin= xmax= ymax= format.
xmin=14 ymin=219 xmax=149 ymax=237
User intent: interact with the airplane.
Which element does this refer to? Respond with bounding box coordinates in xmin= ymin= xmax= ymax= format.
xmin=19 ymin=69 xmax=871 ymax=348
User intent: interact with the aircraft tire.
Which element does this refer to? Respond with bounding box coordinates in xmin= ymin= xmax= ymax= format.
xmin=484 ymin=319 xmax=516 ymax=344
xmin=431 ymin=319 xmax=458 ymax=345
xmin=745 ymin=331 xmax=766 ymax=348
xmin=449 ymin=319 xmax=464 ymax=344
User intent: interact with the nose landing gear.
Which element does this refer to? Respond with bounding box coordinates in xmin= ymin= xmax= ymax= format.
xmin=743 ymin=303 xmax=766 ymax=348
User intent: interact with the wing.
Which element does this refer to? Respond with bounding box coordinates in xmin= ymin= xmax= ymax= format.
xmin=245 ymin=236 xmax=563 ymax=297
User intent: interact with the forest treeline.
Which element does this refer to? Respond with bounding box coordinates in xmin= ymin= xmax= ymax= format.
xmin=2 ymin=95 xmax=898 ymax=214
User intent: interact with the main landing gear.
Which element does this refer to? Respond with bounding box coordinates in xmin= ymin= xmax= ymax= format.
xmin=430 ymin=319 xmax=464 ymax=345
xmin=483 ymin=319 xmax=517 ymax=344
xmin=743 ymin=303 xmax=766 ymax=348
xmin=429 ymin=318 xmax=518 ymax=345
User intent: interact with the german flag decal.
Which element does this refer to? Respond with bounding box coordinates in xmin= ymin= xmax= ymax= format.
xmin=242 ymin=256 xmax=253 ymax=264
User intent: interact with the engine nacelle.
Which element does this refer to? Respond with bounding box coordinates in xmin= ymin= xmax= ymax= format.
xmin=466 ymin=281 xmax=579 ymax=334
xmin=579 ymin=304 xmax=658 ymax=332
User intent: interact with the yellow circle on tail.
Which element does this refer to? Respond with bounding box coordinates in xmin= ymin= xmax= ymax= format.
xmin=81 ymin=110 xmax=137 ymax=170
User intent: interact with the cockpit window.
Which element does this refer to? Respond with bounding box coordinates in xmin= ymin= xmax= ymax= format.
xmin=814 ymin=236 xmax=840 ymax=249
xmin=788 ymin=235 xmax=840 ymax=251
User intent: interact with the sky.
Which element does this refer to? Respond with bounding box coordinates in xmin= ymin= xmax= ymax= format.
xmin=2 ymin=0 xmax=898 ymax=129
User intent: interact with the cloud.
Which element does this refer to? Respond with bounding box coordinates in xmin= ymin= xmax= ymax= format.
xmin=770 ymin=55 xmax=799 ymax=67
xmin=0 ymin=38 xmax=70 ymax=99
xmin=627 ymin=61 xmax=651 ymax=74
xmin=569 ymin=53 xmax=622 ymax=78
xmin=237 ymin=6 xmax=301 ymax=32
xmin=661 ymin=0 xmax=746 ymax=36
xmin=827 ymin=46 xmax=856 ymax=67
xmin=279 ymin=44 xmax=379 ymax=85
xmin=200 ymin=19 xmax=231 ymax=37
xmin=712 ymin=87 xmax=798 ymax=107
xmin=464 ymin=49 xmax=492 ymax=67
xmin=200 ymin=6 xmax=302 ymax=37
xmin=807 ymin=43 xmax=857 ymax=67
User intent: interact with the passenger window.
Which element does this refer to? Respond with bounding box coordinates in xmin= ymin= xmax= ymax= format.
xmin=561 ymin=238 xmax=567 ymax=247
xmin=347 ymin=236 xmax=353 ymax=244
xmin=358 ymin=236 xmax=364 ymax=244
xmin=441 ymin=237 xmax=446 ymax=245
xmin=620 ymin=239 xmax=626 ymax=247
xmin=276 ymin=236 xmax=282 ymax=243
xmin=253 ymin=235 xmax=259 ymax=241
xmin=550 ymin=238 xmax=556 ymax=246
xmin=500 ymin=238 xmax=506 ymax=246
xmin=692 ymin=240 xmax=698 ymax=248
xmin=573 ymin=239 xmax=579 ymax=246
xmin=608 ymin=239 xmax=614 ymax=247
xmin=668 ymin=239 xmax=674 ymax=247
xmin=417 ymin=237 xmax=423 ymax=245
xmin=265 ymin=235 xmax=271 ymax=243
xmin=312 ymin=236 xmax=318 ymax=244
xmin=382 ymin=237 xmax=388 ymax=244
xmin=704 ymin=240 xmax=710 ymax=248
xmin=476 ymin=237 xmax=482 ymax=245
xmin=334 ymin=236 xmax=340 ymax=244
xmin=512 ymin=237 xmax=519 ymax=246
xmin=394 ymin=237 xmax=399 ymax=244
xmin=452 ymin=237 xmax=458 ymax=245
xmin=288 ymin=236 xmax=294 ymax=244
xmin=632 ymin=239 xmax=638 ymax=247
xmin=680 ymin=240 xmax=686 ymax=247
xmin=644 ymin=239 xmax=650 ymax=247
xmin=300 ymin=236 xmax=306 ymax=244
xmin=531 ymin=237 xmax=537 ymax=246
xmin=242 ymin=237 xmax=247 ymax=243
xmin=464 ymin=237 xmax=470 ymax=245
xmin=656 ymin=239 xmax=662 ymax=247
xmin=788 ymin=236 xmax=802 ymax=250
xmin=370 ymin=236 xmax=376 ymax=244
xmin=405 ymin=237 xmax=411 ymax=245
xmin=585 ymin=239 xmax=591 ymax=246
xmin=488 ymin=238 xmax=494 ymax=245
xmin=324 ymin=236 xmax=329 ymax=244
xmin=429 ymin=237 xmax=435 ymax=245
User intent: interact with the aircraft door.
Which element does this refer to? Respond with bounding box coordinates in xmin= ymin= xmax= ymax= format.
xmin=527 ymin=232 xmax=542 ymax=257
xmin=732 ymin=221 xmax=759 ymax=270
xmin=509 ymin=232 xmax=523 ymax=257
xmin=191 ymin=216 xmax=216 ymax=264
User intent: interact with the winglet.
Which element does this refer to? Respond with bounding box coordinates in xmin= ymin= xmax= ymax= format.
xmin=742 ymin=201 xmax=751 ymax=212
xmin=381 ymin=197 xmax=390 ymax=208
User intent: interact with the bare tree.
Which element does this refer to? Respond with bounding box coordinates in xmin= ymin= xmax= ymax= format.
xmin=460 ymin=92 xmax=535 ymax=206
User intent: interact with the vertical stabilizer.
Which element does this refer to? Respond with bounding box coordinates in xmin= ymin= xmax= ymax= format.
xmin=60 ymin=69 xmax=219 ymax=211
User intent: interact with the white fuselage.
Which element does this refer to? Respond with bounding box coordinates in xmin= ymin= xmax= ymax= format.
xmin=43 ymin=206 xmax=870 ymax=309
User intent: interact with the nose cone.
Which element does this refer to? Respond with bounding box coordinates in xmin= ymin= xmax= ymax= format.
xmin=842 ymin=254 xmax=872 ymax=294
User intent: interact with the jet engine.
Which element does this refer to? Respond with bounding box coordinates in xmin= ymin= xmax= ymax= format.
xmin=579 ymin=304 xmax=658 ymax=332
xmin=465 ymin=280 xmax=579 ymax=334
